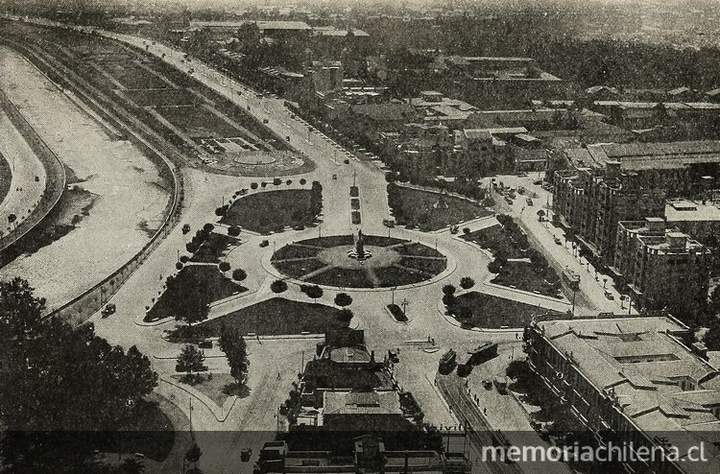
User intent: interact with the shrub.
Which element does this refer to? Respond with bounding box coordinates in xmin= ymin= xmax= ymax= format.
xmin=219 ymin=261 xmax=231 ymax=272
xmin=337 ymin=308 xmax=354 ymax=323
xmin=179 ymin=255 xmax=189 ymax=263
xmin=463 ymin=227 xmax=471 ymax=235
xmin=227 ymin=225 xmax=241 ymax=237
xmin=334 ymin=293 xmax=353 ymax=308
xmin=203 ymin=223 xmax=215 ymax=233
xmin=460 ymin=277 xmax=475 ymax=290
xmin=442 ymin=294 xmax=456 ymax=307
xmin=261 ymin=182 xmax=268 ymax=188
xmin=176 ymin=262 xmax=183 ymax=270
xmin=300 ymin=178 xmax=307 ymax=185
xmin=301 ymin=284 xmax=323 ymax=300
xmin=273 ymin=178 xmax=282 ymax=186
xmin=270 ymin=279 xmax=288 ymax=293
xmin=186 ymin=242 xmax=199 ymax=254
xmin=232 ymin=269 xmax=247 ymax=281
xmin=442 ymin=284 xmax=456 ymax=297
xmin=286 ymin=179 xmax=292 ymax=185
xmin=215 ymin=206 xmax=228 ymax=216
xmin=250 ymin=182 xmax=258 ymax=190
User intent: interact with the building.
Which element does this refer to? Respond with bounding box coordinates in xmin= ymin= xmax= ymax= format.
xmin=552 ymin=161 xmax=667 ymax=264
xmin=258 ymin=434 xmax=472 ymax=473
xmin=612 ymin=218 xmax=711 ymax=314
xmin=665 ymin=197 xmax=720 ymax=246
xmin=525 ymin=316 xmax=720 ymax=474
xmin=291 ymin=329 xmax=421 ymax=431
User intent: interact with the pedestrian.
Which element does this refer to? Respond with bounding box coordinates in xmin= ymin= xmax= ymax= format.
xmin=431 ymin=337 xmax=435 ymax=346
xmin=483 ymin=407 xmax=487 ymax=415
xmin=256 ymin=334 xmax=261 ymax=344
xmin=277 ymin=372 xmax=281 ymax=380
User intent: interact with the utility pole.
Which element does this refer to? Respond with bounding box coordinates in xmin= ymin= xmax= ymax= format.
xmin=400 ymin=297 xmax=409 ymax=316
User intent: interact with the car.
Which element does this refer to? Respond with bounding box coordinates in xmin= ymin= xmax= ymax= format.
xmin=263 ymin=118 xmax=269 ymax=124
xmin=101 ymin=304 xmax=116 ymax=318
xmin=332 ymin=174 xmax=337 ymax=180
xmin=260 ymin=240 xmax=269 ymax=247
xmin=285 ymin=136 xmax=290 ymax=141
xmin=293 ymin=224 xmax=305 ymax=231
xmin=482 ymin=379 xmax=493 ymax=390
xmin=553 ymin=236 xmax=562 ymax=245
xmin=382 ymin=218 xmax=395 ymax=228
xmin=526 ymin=198 xmax=534 ymax=206
xmin=388 ymin=350 xmax=400 ymax=363
xmin=605 ymin=291 xmax=615 ymax=300
xmin=198 ymin=340 xmax=213 ymax=349
xmin=241 ymin=448 xmax=252 ymax=462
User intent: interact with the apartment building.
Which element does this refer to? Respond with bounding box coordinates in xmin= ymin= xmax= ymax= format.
xmin=612 ymin=218 xmax=710 ymax=314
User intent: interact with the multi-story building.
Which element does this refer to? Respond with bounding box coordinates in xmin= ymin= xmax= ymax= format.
xmin=525 ymin=316 xmax=720 ymax=474
xmin=552 ymin=161 xmax=667 ymax=264
xmin=612 ymin=219 xmax=710 ymax=314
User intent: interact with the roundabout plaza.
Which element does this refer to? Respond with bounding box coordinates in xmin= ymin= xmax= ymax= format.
xmin=269 ymin=230 xmax=451 ymax=289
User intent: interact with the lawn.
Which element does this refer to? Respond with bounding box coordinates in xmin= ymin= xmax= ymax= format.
xmin=171 ymin=373 xmax=243 ymax=407
xmin=387 ymin=184 xmax=492 ymax=231
xmin=447 ymin=292 xmax=566 ymax=329
xmin=491 ymin=261 xmax=563 ymax=299
xmin=300 ymin=235 xmax=354 ymax=248
xmin=198 ymin=298 xmax=348 ymax=336
xmin=145 ymin=265 xmax=246 ymax=321
xmin=461 ymin=224 xmax=526 ymax=259
xmin=156 ymin=105 xmax=243 ymax=139
xmin=399 ymin=257 xmax=447 ymax=275
xmin=375 ymin=265 xmax=429 ymax=287
xmin=305 ymin=266 xmax=376 ymax=288
xmin=0 ymin=153 xmax=11 ymax=207
xmin=221 ymin=190 xmax=320 ymax=233
xmin=271 ymin=244 xmax=322 ymax=260
xmin=273 ymin=259 xmax=329 ymax=279
xmin=190 ymin=233 xmax=240 ymax=263
xmin=394 ymin=242 xmax=444 ymax=258
xmin=122 ymin=87 xmax=197 ymax=107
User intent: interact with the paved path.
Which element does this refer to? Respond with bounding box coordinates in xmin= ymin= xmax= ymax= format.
xmin=0 ymin=110 xmax=46 ymax=237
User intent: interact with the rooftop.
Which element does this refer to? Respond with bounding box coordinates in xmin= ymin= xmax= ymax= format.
xmin=323 ymin=390 xmax=401 ymax=416
xmin=535 ymin=317 xmax=720 ymax=474
xmin=666 ymin=200 xmax=720 ymax=222
xmin=567 ymin=141 xmax=720 ymax=171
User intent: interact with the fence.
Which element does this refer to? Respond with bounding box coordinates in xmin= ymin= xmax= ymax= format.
xmin=0 ymin=89 xmax=67 ymax=252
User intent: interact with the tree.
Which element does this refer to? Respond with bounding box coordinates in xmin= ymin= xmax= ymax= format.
xmin=460 ymin=277 xmax=475 ymax=290
xmin=0 ymin=277 xmax=158 ymax=436
xmin=228 ymin=225 xmax=241 ymax=237
xmin=301 ymin=284 xmax=323 ymax=301
xmin=167 ymin=271 xmax=210 ymax=328
xmin=203 ymin=223 xmax=214 ymax=233
xmin=488 ymin=258 xmax=503 ymax=274
xmin=176 ymin=345 xmax=206 ymax=382
xmin=273 ymin=177 xmax=282 ymax=186
xmin=219 ymin=325 xmax=249 ymax=385
xmin=704 ymin=318 xmax=720 ymax=351
xmin=708 ymin=286 xmax=720 ymax=316
xmin=271 ymin=279 xmax=288 ymax=293
xmin=334 ymin=292 xmax=352 ymax=307
xmin=219 ymin=261 xmax=231 ymax=272
xmin=232 ymin=269 xmax=247 ymax=281
xmin=299 ymin=178 xmax=307 ymax=185
xmin=250 ymin=182 xmax=258 ymax=190
xmin=442 ymin=284 xmax=456 ymax=297
xmin=338 ymin=308 xmax=354 ymax=323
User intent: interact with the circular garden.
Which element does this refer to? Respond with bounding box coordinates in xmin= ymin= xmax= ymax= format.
xmin=271 ymin=235 xmax=448 ymax=288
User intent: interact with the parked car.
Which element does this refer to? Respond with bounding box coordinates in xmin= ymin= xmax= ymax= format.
xmin=605 ymin=291 xmax=615 ymax=300
xmin=553 ymin=236 xmax=562 ymax=245
xmin=260 ymin=240 xmax=269 ymax=247
xmin=482 ymin=379 xmax=493 ymax=390
xmin=263 ymin=118 xmax=269 ymax=124
xmin=198 ymin=340 xmax=212 ymax=349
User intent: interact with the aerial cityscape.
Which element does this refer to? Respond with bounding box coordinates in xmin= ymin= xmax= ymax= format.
xmin=1 ymin=0 xmax=720 ymax=472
